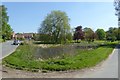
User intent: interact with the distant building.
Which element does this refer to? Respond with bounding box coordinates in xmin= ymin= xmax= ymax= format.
xmin=23 ymin=33 xmax=34 ymax=39
xmin=12 ymin=32 xmax=35 ymax=40
xmin=15 ymin=33 xmax=24 ymax=39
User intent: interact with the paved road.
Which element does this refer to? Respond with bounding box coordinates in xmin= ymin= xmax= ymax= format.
xmin=2 ymin=44 xmax=119 ymax=78
xmin=0 ymin=40 xmax=18 ymax=60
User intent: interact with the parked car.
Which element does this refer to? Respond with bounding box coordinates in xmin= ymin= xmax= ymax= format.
xmin=13 ymin=40 xmax=20 ymax=45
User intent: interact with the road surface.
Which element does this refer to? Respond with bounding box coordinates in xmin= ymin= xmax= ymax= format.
xmin=2 ymin=44 xmax=119 ymax=78
xmin=0 ymin=40 xmax=18 ymax=60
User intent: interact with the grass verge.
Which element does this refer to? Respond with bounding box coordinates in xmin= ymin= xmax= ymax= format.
xmin=0 ymin=38 xmax=3 ymax=43
xmin=2 ymin=41 xmax=118 ymax=72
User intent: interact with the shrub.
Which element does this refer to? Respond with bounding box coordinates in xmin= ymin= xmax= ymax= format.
xmin=20 ymin=41 xmax=29 ymax=45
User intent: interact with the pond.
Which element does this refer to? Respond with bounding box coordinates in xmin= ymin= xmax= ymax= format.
xmin=33 ymin=43 xmax=99 ymax=59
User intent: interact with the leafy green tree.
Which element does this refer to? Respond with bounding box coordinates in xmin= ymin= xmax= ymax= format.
xmin=39 ymin=10 xmax=72 ymax=44
xmin=83 ymin=27 xmax=95 ymax=42
xmin=95 ymin=29 xmax=106 ymax=40
xmin=106 ymin=27 xmax=117 ymax=42
xmin=5 ymin=24 xmax=13 ymax=40
xmin=0 ymin=6 xmax=2 ymax=38
xmin=0 ymin=5 xmax=13 ymax=40
xmin=113 ymin=27 xmax=120 ymax=40
xmin=118 ymin=27 xmax=120 ymax=40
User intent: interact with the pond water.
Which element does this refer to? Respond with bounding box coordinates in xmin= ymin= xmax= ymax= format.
xmin=34 ymin=43 xmax=98 ymax=59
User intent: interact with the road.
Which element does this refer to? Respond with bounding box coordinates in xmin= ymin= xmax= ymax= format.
xmin=0 ymin=40 xmax=18 ymax=60
xmin=2 ymin=44 xmax=119 ymax=78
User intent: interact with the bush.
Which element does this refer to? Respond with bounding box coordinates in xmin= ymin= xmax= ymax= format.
xmin=17 ymin=38 xmax=25 ymax=41
xmin=20 ymin=41 xmax=29 ymax=45
xmin=33 ymin=41 xmax=55 ymax=44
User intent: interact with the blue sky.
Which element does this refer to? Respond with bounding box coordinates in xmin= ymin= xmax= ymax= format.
xmin=2 ymin=2 xmax=118 ymax=33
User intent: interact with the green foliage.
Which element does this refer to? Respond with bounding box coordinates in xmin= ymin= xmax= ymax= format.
xmin=0 ymin=38 xmax=3 ymax=42
xmin=38 ymin=10 xmax=72 ymax=44
xmin=95 ymin=29 xmax=106 ymax=40
xmin=106 ymin=27 xmax=118 ymax=42
xmin=38 ymin=34 xmax=52 ymax=43
xmin=83 ymin=27 xmax=95 ymax=42
xmin=33 ymin=41 xmax=55 ymax=44
xmin=0 ymin=5 xmax=13 ymax=40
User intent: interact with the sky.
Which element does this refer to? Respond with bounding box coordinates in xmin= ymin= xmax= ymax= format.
xmin=1 ymin=2 xmax=118 ymax=33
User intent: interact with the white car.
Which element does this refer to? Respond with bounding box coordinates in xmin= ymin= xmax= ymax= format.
xmin=13 ymin=40 xmax=20 ymax=45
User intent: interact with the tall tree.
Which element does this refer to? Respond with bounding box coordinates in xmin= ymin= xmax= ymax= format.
xmin=83 ymin=27 xmax=95 ymax=42
xmin=114 ymin=0 xmax=120 ymax=41
xmin=118 ymin=27 xmax=120 ymax=40
xmin=0 ymin=5 xmax=13 ymax=40
xmin=0 ymin=5 xmax=2 ymax=37
xmin=106 ymin=27 xmax=117 ymax=42
xmin=73 ymin=26 xmax=84 ymax=42
xmin=95 ymin=29 xmax=106 ymax=40
xmin=38 ymin=10 xmax=72 ymax=44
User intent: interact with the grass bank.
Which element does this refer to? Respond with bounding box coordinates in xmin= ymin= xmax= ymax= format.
xmin=2 ymin=41 xmax=118 ymax=72
xmin=0 ymin=38 xmax=3 ymax=43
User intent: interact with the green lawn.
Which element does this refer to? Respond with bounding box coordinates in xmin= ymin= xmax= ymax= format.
xmin=0 ymin=38 xmax=3 ymax=43
xmin=2 ymin=41 xmax=118 ymax=72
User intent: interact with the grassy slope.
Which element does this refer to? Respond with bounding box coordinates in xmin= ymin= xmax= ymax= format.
xmin=2 ymin=42 xmax=118 ymax=72
xmin=0 ymin=38 xmax=3 ymax=43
